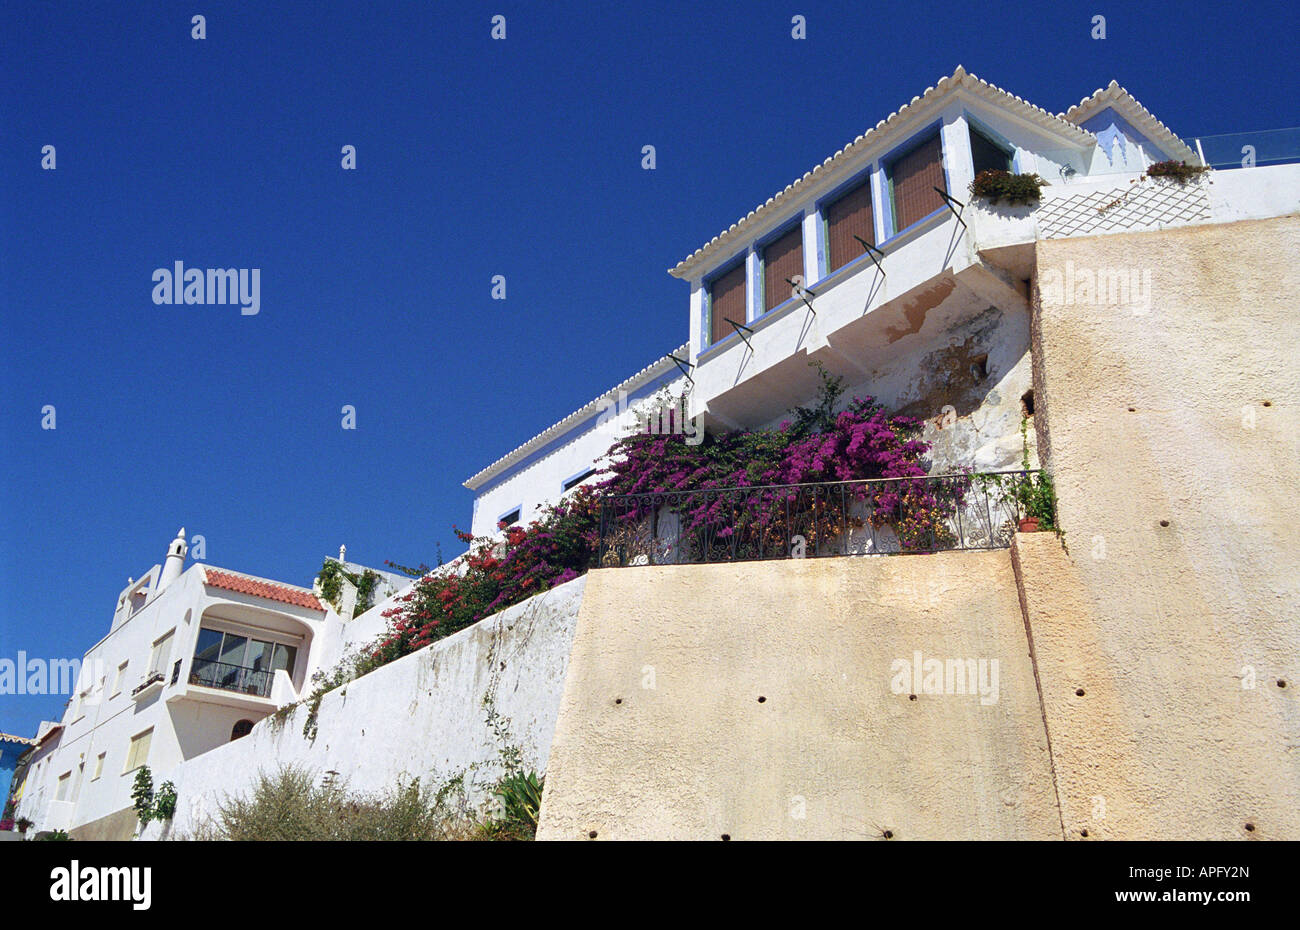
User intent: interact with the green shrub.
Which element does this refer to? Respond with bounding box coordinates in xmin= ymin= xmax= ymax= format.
xmin=190 ymin=766 xmax=487 ymax=841
xmin=481 ymin=770 xmax=543 ymax=841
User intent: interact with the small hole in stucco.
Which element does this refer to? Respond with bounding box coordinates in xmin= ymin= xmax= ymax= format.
xmin=588 ymin=830 xmax=598 ymax=839
xmin=1262 ymin=400 xmax=1272 ymax=407
xmin=1021 ymin=391 xmax=1035 ymax=417
xmin=909 ymin=694 xmax=917 ymax=701
xmin=882 ymin=829 xmax=894 ymax=839
xmin=1127 ymin=406 xmax=1136 ymax=412
xmin=1075 ymin=688 xmax=1085 ymax=697
xmin=1159 ymin=520 xmax=1170 ymax=527
xmin=1080 ymin=829 xmax=1089 ymax=837
xmin=757 ymin=696 xmax=766 ymax=703
xmin=1244 ymin=823 xmax=1255 ymax=833
xmin=614 ymin=697 xmax=622 ymax=704
xmin=1277 ymin=680 xmax=1287 ymax=689
xmin=720 ymin=834 xmax=731 ymax=841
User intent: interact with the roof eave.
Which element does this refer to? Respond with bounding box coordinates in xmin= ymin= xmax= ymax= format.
xmin=462 ymin=343 xmax=691 ymax=491
xmin=1060 ymin=81 xmax=1199 ymax=164
xmin=668 ymin=65 xmax=1096 ymax=279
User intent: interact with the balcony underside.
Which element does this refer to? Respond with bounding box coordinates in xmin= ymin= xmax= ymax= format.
xmin=696 ymin=261 xmax=1026 ymax=431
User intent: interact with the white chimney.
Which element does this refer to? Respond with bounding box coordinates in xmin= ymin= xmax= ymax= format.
xmin=158 ymin=527 xmax=188 ymax=593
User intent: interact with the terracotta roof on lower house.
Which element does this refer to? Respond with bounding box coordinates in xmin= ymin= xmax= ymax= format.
xmin=203 ymin=568 xmax=325 ymax=611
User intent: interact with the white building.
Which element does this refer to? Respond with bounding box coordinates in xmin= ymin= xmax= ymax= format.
xmin=11 ymin=529 xmax=396 ymax=839
xmin=12 ymin=66 xmax=1298 ymax=839
xmin=463 ymin=66 xmax=1223 ymax=537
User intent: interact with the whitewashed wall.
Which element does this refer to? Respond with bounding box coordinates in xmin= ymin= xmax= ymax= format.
xmin=143 ymin=575 xmax=586 ymax=839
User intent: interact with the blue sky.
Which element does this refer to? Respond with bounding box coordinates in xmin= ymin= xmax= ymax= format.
xmin=2 ymin=0 xmax=1295 ymax=736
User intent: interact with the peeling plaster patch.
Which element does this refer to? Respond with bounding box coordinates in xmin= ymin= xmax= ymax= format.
xmin=885 ymin=278 xmax=956 ymax=344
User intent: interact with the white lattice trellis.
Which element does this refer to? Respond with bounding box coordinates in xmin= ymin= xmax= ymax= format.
xmin=1037 ymin=177 xmax=1211 ymax=239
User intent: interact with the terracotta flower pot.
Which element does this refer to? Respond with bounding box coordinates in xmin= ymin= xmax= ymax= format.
xmin=1018 ymin=516 xmax=1040 ymax=533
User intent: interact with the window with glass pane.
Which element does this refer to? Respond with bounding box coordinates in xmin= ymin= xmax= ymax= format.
xmin=272 ymin=643 xmax=297 ymax=675
xmin=247 ymin=640 xmax=274 ymax=673
xmin=194 ymin=628 xmax=223 ymax=663
xmin=970 ymin=126 xmax=1013 ymax=175
xmin=218 ymin=633 xmax=248 ymax=667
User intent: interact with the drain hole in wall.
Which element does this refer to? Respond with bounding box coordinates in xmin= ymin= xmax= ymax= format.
xmin=1159 ymin=520 xmax=1170 ymax=527
xmin=720 ymin=834 xmax=731 ymax=841
xmin=882 ymin=829 xmax=894 ymax=839
xmin=1244 ymin=823 xmax=1255 ymax=833
xmin=909 ymin=694 xmax=917 ymax=701
xmin=1080 ymin=829 xmax=1089 ymax=837
xmin=1021 ymin=391 xmax=1035 ymax=417
xmin=757 ymin=696 xmax=766 ymax=703
xmin=588 ymin=830 xmax=598 ymax=839
xmin=1075 ymin=688 xmax=1085 ymax=697
xmin=1278 ymin=680 xmax=1288 ymax=689
xmin=614 ymin=697 xmax=622 ymax=704
xmin=1262 ymin=400 xmax=1272 ymax=407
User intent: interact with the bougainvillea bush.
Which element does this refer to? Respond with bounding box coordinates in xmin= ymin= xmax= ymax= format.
xmin=595 ymin=364 xmax=951 ymax=554
xmin=370 ymin=491 xmax=600 ymax=665
xmin=345 ymin=363 xmax=949 ymax=682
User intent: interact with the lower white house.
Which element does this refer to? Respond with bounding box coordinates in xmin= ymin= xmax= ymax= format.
xmin=10 ymin=529 xmax=405 ymax=839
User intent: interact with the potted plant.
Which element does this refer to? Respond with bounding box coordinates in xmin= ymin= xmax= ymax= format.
xmin=968 ymin=169 xmax=1048 ymax=206
xmin=1145 ymin=160 xmax=1209 ymax=185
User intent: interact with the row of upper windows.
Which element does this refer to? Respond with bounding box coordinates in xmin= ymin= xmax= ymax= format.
xmin=703 ymin=122 xmax=1014 ymax=349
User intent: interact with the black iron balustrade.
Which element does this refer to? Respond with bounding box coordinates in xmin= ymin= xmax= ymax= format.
xmin=596 ymin=470 xmax=1044 ymax=568
xmin=188 ymin=658 xmax=274 ymax=698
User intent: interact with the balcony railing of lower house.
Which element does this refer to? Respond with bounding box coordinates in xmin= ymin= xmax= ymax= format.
xmin=596 ymin=471 xmax=1049 ymax=567
xmin=188 ymin=658 xmax=274 ymax=698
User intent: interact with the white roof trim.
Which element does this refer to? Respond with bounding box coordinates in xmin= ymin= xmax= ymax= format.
xmin=669 ymin=65 xmax=1096 ymax=279
xmin=1060 ymin=80 xmax=1198 ymax=164
xmin=463 ymin=344 xmax=690 ymax=490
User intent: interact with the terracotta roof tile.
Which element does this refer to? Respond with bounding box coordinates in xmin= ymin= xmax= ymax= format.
xmin=203 ymin=568 xmax=324 ymax=611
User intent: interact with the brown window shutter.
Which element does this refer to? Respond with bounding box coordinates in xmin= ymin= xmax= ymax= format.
xmin=890 ymin=132 xmax=946 ymax=231
xmin=709 ymin=262 xmax=746 ymax=346
xmin=761 ymin=225 xmax=803 ymax=312
xmin=824 ymin=179 xmax=874 ymax=274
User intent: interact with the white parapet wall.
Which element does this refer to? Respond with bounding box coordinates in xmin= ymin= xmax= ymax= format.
xmin=143 ymin=575 xmax=586 ymax=839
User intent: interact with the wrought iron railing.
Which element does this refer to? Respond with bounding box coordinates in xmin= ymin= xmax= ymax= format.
xmin=188 ymin=658 xmax=273 ymax=697
xmin=596 ymin=470 xmax=1044 ymax=567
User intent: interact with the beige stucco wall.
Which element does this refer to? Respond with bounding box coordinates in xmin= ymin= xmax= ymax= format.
xmin=69 ymin=805 xmax=138 ymax=842
xmin=1026 ymin=216 xmax=1300 ymax=840
xmin=538 ymin=553 xmax=1061 ymax=840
